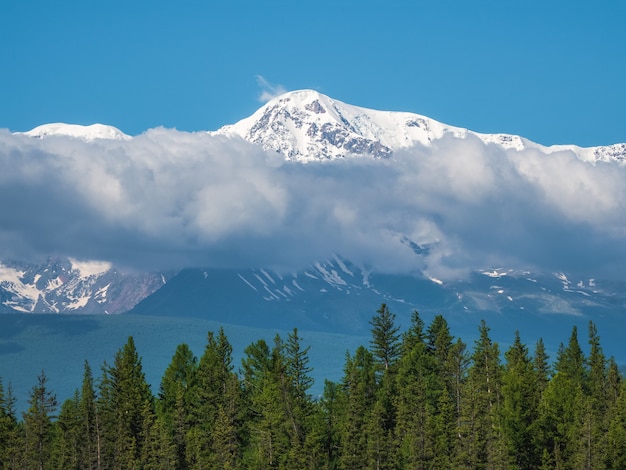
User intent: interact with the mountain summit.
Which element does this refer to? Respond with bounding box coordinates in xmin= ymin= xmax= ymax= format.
xmin=20 ymin=123 xmax=130 ymax=141
xmin=215 ymin=89 xmax=626 ymax=163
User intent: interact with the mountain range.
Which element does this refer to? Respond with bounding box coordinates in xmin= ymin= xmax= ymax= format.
xmin=3 ymin=90 xmax=626 ymax=336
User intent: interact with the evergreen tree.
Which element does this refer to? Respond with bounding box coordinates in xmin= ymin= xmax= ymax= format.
xmin=53 ymin=392 xmax=81 ymax=470
xmin=337 ymin=346 xmax=376 ymax=470
xmin=460 ymin=320 xmax=505 ymax=469
xmin=425 ymin=314 xmax=458 ymax=467
xmin=315 ymin=380 xmax=342 ymax=469
xmin=158 ymin=343 xmax=197 ymax=469
xmin=538 ymin=370 xmax=586 ymax=468
xmin=283 ymin=328 xmax=315 ymax=465
xmin=0 ymin=378 xmax=20 ymax=470
xmin=139 ymin=401 xmax=177 ymax=469
xmin=501 ymin=331 xmax=540 ymax=469
xmin=23 ymin=370 xmax=57 ymax=470
xmin=533 ymin=338 xmax=550 ymax=395
xmin=395 ymin=309 xmax=432 ymax=469
xmin=98 ymin=336 xmax=154 ymax=469
xmin=584 ymin=321 xmax=608 ymax=469
xmin=187 ymin=329 xmax=240 ymax=469
xmin=240 ymin=334 xmax=307 ymax=469
xmin=555 ymin=326 xmax=587 ymax=385
xmin=367 ymin=305 xmax=401 ymax=469
xmin=605 ymin=381 xmax=626 ymax=469
xmin=78 ymin=361 xmax=99 ymax=470
xmin=369 ymin=303 xmax=401 ymax=373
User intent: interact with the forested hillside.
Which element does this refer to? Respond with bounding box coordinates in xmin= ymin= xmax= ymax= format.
xmin=1 ymin=304 xmax=625 ymax=469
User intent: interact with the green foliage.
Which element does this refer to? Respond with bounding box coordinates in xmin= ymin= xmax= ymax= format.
xmin=23 ymin=370 xmax=57 ymax=470
xmin=0 ymin=378 xmax=20 ymax=469
xmin=369 ymin=303 xmax=401 ymax=373
xmin=501 ymin=331 xmax=540 ymax=469
xmin=98 ymin=336 xmax=154 ymax=469
xmin=1 ymin=308 xmax=626 ymax=469
xmin=187 ymin=328 xmax=241 ymax=469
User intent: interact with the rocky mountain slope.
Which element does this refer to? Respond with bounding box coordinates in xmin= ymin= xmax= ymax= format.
xmin=0 ymin=258 xmax=166 ymax=314
xmin=213 ymin=89 xmax=626 ymax=163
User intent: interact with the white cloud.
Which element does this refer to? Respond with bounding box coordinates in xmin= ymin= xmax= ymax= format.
xmin=1 ymin=128 xmax=626 ymax=280
xmin=255 ymin=75 xmax=287 ymax=103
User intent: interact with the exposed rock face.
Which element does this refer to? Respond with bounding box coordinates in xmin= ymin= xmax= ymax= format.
xmin=214 ymin=89 xmax=626 ymax=164
xmin=0 ymin=257 xmax=166 ymax=314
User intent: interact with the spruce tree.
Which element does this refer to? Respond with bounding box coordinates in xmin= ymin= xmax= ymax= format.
xmin=501 ymin=331 xmax=540 ymax=469
xmin=584 ymin=321 xmax=608 ymax=469
xmin=23 ymin=370 xmax=58 ymax=470
xmin=187 ymin=329 xmax=240 ymax=469
xmin=78 ymin=361 xmax=98 ymax=470
xmin=369 ymin=303 xmax=401 ymax=373
xmin=158 ymin=343 xmax=197 ymax=469
xmin=460 ymin=320 xmax=505 ymax=469
xmin=54 ymin=392 xmax=82 ymax=470
xmin=0 ymin=378 xmax=20 ymax=469
xmin=425 ymin=314 xmax=458 ymax=467
xmin=537 ymin=371 xmax=585 ymax=468
xmin=533 ymin=338 xmax=550 ymax=395
xmin=395 ymin=310 xmax=432 ymax=468
xmin=98 ymin=336 xmax=154 ymax=469
xmin=605 ymin=381 xmax=626 ymax=469
xmin=337 ymin=346 xmax=376 ymax=470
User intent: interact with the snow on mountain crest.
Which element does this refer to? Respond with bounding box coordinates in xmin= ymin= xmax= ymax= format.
xmin=20 ymin=123 xmax=130 ymax=142
xmin=212 ymin=89 xmax=531 ymax=161
xmin=214 ymin=89 xmax=626 ymax=163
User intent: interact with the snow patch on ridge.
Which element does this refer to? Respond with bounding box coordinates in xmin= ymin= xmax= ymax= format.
xmin=20 ymin=123 xmax=130 ymax=142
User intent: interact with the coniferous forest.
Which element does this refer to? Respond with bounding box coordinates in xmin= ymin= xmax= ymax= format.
xmin=1 ymin=305 xmax=626 ymax=469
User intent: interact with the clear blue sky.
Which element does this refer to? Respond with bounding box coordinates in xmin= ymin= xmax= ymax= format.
xmin=2 ymin=0 xmax=625 ymax=147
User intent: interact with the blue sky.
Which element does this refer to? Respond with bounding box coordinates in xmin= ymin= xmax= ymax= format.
xmin=2 ymin=0 xmax=625 ymax=147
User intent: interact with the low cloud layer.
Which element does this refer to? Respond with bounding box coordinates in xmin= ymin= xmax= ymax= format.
xmin=1 ymin=128 xmax=625 ymax=280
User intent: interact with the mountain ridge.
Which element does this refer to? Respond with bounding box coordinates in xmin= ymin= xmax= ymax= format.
xmin=15 ymin=90 xmax=626 ymax=164
xmin=212 ymin=89 xmax=626 ymax=163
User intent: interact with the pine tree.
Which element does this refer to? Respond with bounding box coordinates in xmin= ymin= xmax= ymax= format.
xmin=0 ymin=378 xmax=20 ymax=470
xmin=158 ymin=343 xmax=197 ymax=469
xmin=54 ymin=391 xmax=82 ymax=470
xmin=187 ymin=329 xmax=241 ymax=469
xmin=78 ymin=361 xmax=99 ymax=470
xmin=337 ymin=346 xmax=376 ymax=470
xmin=501 ymin=331 xmax=540 ymax=469
xmin=460 ymin=320 xmax=505 ymax=469
xmin=23 ymin=370 xmax=58 ymax=470
xmin=369 ymin=304 xmax=401 ymax=373
xmin=98 ymin=336 xmax=154 ymax=469
xmin=424 ymin=315 xmax=460 ymax=466
xmin=314 ymin=380 xmax=342 ymax=469
xmin=605 ymin=381 xmax=626 ymax=469
xmin=584 ymin=321 xmax=608 ymax=469
xmin=533 ymin=338 xmax=550 ymax=395
xmin=139 ymin=401 xmax=177 ymax=469
xmin=367 ymin=304 xmax=400 ymax=469
xmin=537 ymin=371 xmax=586 ymax=468
xmin=555 ymin=326 xmax=587 ymax=385
xmin=395 ymin=310 xmax=432 ymax=469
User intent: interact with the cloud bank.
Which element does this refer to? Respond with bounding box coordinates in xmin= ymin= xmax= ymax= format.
xmin=1 ymin=128 xmax=626 ymax=280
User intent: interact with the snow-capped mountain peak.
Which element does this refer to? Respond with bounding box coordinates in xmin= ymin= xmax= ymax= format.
xmin=20 ymin=123 xmax=130 ymax=142
xmin=214 ymin=89 xmax=462 ymax=161
xmin=214 ymin=89 xmax=626 ymax=164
